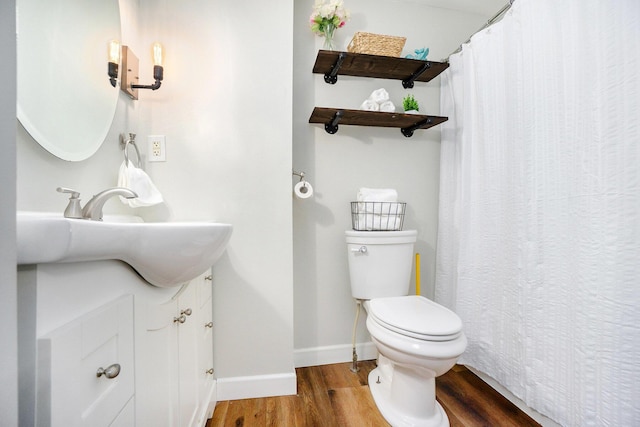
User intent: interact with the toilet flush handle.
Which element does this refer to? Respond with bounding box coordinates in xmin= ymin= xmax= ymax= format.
xmin=351 ymin=246 xmax=367 ymax=254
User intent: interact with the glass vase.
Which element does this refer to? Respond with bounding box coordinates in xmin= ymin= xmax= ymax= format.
xmin=323 ymin=24 xmax=336 ymax=51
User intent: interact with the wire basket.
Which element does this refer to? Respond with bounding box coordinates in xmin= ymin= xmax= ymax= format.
xmin=351 ymin=202 xmax=406 ymax=231
xmin=347 ymin=32 xmax=407 ymax=57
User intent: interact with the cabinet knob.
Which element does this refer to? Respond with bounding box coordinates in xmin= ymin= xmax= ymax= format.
xmin=206 ymin=368 xmax=214 ymax=375
xmin=96 ymin=363 xmax=121 ymax=379
xmin=205 ymin=275 xmax=212 ymax=281
xmin=205 ymin=322 xmax=213 ymax=328
xmin=174 ymin=315 xmax=186 ymax=324
xmin=181 ymin=308 xmax=192 ymax=316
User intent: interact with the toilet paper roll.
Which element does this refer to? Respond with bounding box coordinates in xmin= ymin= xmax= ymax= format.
xmin=294 ymin=181 xmax=313 ymax=199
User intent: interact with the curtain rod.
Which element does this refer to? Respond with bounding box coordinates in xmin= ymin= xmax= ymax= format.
xmin=443 ymin=0 xmax=515 ymax=62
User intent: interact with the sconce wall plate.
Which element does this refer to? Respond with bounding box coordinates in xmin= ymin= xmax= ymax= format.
xmin=121 ymin=46 xmax=140 ymax=100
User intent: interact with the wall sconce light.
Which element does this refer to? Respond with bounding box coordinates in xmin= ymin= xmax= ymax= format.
xmin=132 ymin=43 xmax=164 ymax=90
xmin=120 ymin=43 xmax=165 ymax=100
xmin=108 ymin=40 xmax=120 ymax=87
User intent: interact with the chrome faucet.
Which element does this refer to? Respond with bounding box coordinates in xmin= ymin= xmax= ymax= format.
xmin=57 ymin=187 xmax=138 ymax=221
xmin=82 ymin=187 xmax=138 ymax=220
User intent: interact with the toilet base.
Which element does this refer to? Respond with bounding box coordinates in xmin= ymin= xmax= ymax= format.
xmin=368 ymin=367 xmax=449 ymax=427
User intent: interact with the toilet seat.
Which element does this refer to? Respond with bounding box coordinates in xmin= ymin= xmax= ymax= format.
xmin=368 ymin=295 xmax=463 ymax=342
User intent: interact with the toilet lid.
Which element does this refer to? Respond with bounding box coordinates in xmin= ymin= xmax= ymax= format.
xmin=368 ymin=296 xmax=463 ymax=341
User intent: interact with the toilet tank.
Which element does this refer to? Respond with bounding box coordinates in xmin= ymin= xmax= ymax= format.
xmin=345 ymin=230 xmax=417 ymax=300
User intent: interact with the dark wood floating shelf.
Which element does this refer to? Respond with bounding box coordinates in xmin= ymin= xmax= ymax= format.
xmin=309 ymin=107 xmax=448 ymax=137
xmin=312 ymin=50 xmax=449 ymax=87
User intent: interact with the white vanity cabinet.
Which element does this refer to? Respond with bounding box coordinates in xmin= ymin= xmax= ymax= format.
xmin=18 ymin=261 xmax=217 ymax=427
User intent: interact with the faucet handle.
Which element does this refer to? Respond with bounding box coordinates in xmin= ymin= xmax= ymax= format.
xmin=56 ymin=187 xmax=83 ymax=219
xmin=57 ymin=187 xmax=80 ymax=198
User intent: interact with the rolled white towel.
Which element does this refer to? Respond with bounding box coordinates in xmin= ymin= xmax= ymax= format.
xmin=369 ymin=88 xmax=390 ymax=104
xmin=357 ymin=187 xmax=398 ymax=202
xmin=360 ymin=99 xmax=379 ymax=111
xmin=379 ymin=100 xmax=396 ymax=112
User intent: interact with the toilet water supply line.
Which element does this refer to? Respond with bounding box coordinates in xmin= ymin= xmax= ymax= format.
xmin=349 ymin=253 xmax=421 ymax=374
xmin=351 ymin=300 xmax=361 ymax=373
xmin=416 ymin=253 xmax=421 ymax=295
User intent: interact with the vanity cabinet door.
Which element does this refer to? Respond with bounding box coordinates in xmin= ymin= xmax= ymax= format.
xmin=177 ymin=282 xmax=201 ymax=427
xmin=178 ymin=272 xmax=217 ymax=427
xmin=36 ymin=295 xmax=134 ymax=427
xmin=138 ymin=294 xmax=181 ymax=427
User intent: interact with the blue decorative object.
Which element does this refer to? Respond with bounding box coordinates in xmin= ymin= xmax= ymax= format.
xmin=405 ymin=47 xmax=429 ymax=61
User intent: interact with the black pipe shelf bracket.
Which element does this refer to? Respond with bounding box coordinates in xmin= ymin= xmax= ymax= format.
xmin=401 ymin=117 xmax=433 ymax=138
xmin=402 ymin=62 xmax=432 ymax=89
xmin=325 ymin=109 xmax=344 ymax=134
xmin=324 ymin=52 xmax=347 ymax=84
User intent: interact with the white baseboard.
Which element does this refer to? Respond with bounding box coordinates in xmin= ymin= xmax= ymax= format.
xmin=216 ymin=372 xmax=297 ymax=401
xmin=215 ymin=343 xmax=378 ymax=401
xmin=294 ymin=342 xmax=378 ymax=368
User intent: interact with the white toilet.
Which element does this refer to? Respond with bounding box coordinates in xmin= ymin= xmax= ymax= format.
xmin=346 ymin=230 xmax=467 ymax=427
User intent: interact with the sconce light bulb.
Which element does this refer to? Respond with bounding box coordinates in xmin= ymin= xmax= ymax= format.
xmin=108 ymin=40 xmax=121 ymax=64
xmin=108 ymin=40 xmax=120 ymax=87
xmin=152 ymin=42 xmax=164 ymax=67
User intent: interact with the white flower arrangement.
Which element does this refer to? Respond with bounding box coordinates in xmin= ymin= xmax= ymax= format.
xmin=309 ymin=0 xmax=350 ymax=37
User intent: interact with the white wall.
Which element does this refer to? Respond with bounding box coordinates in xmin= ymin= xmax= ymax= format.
xmin=1 ymin=0 xmax=18 ymax=424
xmin=136 ymin=0 xmax=295 ymax=393
xmin=292 ymin=0 xmax=497 ymax=365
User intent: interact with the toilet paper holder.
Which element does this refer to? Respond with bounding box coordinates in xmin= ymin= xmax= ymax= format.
xmin=292 ymin=169 xmax=310 ymax=189
xmin=292 ymin=169 xmax=313 ymax=199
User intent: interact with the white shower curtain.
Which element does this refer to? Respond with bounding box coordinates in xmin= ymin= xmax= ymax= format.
xmin=436 ymin=0 xmax=640 ymax=425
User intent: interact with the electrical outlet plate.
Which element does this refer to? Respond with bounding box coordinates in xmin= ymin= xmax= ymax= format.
xmin=148 ymin=135 xmax=166 ymax=162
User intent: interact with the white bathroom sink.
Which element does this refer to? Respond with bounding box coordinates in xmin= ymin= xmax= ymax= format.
xmin=16 ymin=211 xmax=233 ymax=288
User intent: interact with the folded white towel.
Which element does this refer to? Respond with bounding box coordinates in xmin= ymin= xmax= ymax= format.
xmin=360 ymin=99 xmax=379 ymax=111
xmin=369 ymin=88 xmax=390 ymax=104
xmin=357 ymin=188 xmax=398 ymax=202
xmin=379 ymin=100 xmax=396 ymax=112
xmin=357 ymin=201 xmax=405 ymax=215
xmin=117 ymin=160 xmax=164 ymax=207
xmin=356 ymin=213 xmax=402 ymax=231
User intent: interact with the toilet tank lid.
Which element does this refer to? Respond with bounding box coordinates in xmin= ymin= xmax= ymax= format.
xmin=369 ymin=295 xmax=463 ymax=338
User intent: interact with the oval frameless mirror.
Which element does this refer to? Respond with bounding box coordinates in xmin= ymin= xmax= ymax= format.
xmin=17 ymin=0 xmax=121 ymax=161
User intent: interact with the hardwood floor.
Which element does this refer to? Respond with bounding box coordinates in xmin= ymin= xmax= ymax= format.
xmin=207 ymin=361 xmax=540 ymax=427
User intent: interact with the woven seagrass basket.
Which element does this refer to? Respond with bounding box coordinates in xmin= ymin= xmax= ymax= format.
xmin=347 ymin=32 xmax=406 ymax=57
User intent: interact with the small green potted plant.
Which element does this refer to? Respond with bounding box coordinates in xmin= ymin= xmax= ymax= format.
xmin=403 ymin=94 xmax=419 ymax=114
